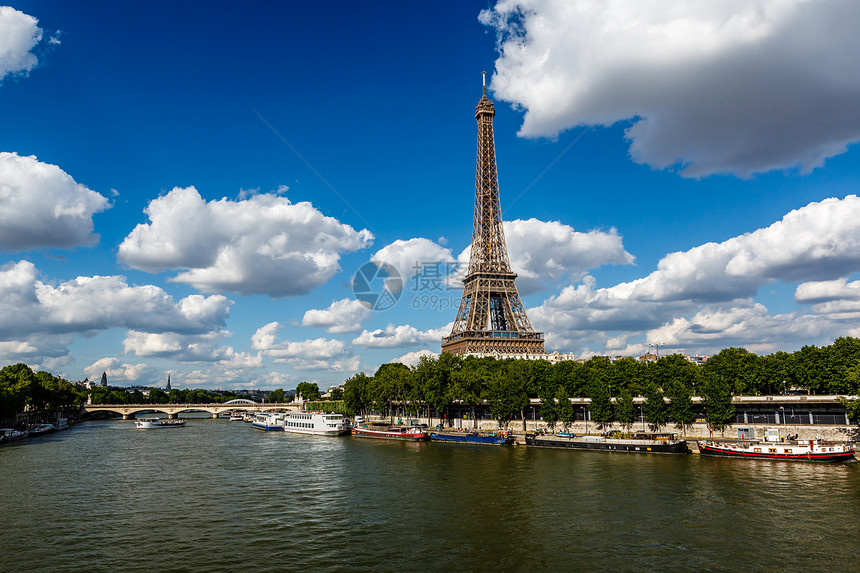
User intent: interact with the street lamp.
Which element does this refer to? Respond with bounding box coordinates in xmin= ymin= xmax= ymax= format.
xmin=783 ymin=380 xmax=787 ymax=395
xmin=649 ymin=342 xmax=665 ymax=358
xmin=780 ymin=406 xmax=787 ymax=442
xmin=583 ymin=406 xmax=588 ymax=434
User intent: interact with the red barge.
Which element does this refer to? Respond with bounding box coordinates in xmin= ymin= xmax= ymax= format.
xmin=698 ymin=439 xmax=855 ymax=462
xmin=351 ymin=424 xmax=429 ymax=441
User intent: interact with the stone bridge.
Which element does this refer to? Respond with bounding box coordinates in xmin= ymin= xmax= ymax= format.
xmin=81 ymin=402 xmax=302 ymax=419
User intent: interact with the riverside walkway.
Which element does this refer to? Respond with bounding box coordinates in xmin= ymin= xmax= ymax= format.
xmin=81 ymin=402 xmax=302 ymax=419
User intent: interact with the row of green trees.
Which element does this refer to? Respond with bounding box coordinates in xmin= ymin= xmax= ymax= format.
xmin=341 ymin=338 xmax=860 ymax=431
xmin=342 ymin=353 xmax=739 ymax=432
xmin=0 ymin=363 xmax=87 ymax=423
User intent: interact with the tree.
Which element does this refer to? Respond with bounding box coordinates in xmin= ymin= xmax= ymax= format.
xmin=701 ymin=374 xmax=736 ymax=435
xmin=295 ymin=381 xmax=322 ymax=403
xmin=703 ymin=348 xmax=763 ymax=395
xmin=447 ymin=360 xmax=485 ymax=429
xmin=329 ymin=387 xmax=344 ymax=400
xmin=614 ymin=390 xmax=636 ymax=432
xmin=343 ymin=373 xmax=372 ymax=416
xmin=268 ymin=388 xmax=286 ymax=403
xmin=372 ymin=363 xmax=410 ymax=418
xmin=555 ymin=385 xmax=575 ymax=432
xmin=587 ymin=379 xmax=613 ymax=429
xmin=540 ymin=394 xmax=558 ymax=431
xmin=148 ymin=388 xmax=167 ymax=404
xmin=666 ymin=381 xmax=696 ymax=436
xmin=486 ymin=370 xmax=528 ymax=429
xmin=642 ymin=383 xmax=668 ymax=431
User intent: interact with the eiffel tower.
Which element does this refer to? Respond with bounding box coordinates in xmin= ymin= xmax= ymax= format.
xmin=442 ymin=74 xmax=545 ymax=356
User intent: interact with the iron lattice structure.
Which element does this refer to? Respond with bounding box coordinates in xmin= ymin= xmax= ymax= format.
xmin=442 ymin=81 xmax=545 ymax=355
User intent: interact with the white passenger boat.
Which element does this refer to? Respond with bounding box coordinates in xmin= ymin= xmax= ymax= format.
xmin=229 ymin=411 xmax=243 ymax=421
xmin=136 ymin=418 xmax=186 ymax=429
xmin=252 ymin=412 xmax=286 ymax=431
xmin=283 ymin=411 xmax=350 ymax=436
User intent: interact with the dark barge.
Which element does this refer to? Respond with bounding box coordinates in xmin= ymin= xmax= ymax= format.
xmin=524 ymin=432 xmax=690 ymax=454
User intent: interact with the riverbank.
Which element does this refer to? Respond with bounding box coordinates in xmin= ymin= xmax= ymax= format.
xmin=368 ymin=415 xmax=859 ymax=445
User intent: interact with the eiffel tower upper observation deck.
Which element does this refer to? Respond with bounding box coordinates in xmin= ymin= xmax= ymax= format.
xmin=442 ymin=74 xmax=546 ymax=356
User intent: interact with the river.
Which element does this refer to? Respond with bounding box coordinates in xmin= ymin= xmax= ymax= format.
xmin=1 ymin=419 xmax=858 ymax=572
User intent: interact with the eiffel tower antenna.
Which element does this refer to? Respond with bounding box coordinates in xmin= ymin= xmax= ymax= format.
xmin=442 ymin=74 xmax=545 ymax=356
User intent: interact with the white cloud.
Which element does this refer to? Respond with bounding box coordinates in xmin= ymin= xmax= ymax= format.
xmin=795 ymin=278 xmax=860 ymax=319
xmin=646 ymin=303 xmax=831 ymax=355
xmin=301 ymin=298 xmax=372 ymax=333
xmin=371 ymin=238 xmax=456 ymax=282
xmin=118 ymin=186 xmax=373 ymax=296
xmin=392 ymin=349 xmax=438 ymax=368
xmin=0 ymin=7 xmax=41 ymax=81
xmin=532 ymin=196 xmax=860 ymax=355
xmin=121 ymin=330 xmax=262 ymax=367
xmin=461 ymin=219 xmax=634 ymax=295
xmin=482 ymin=0 xmax=860 ymax=177
xmin=0 ymin=152 xmax=110 ymax=251
xmin=352 ymin=322 xmax=452 ymax=349
xmin=0 ymin=260 xmax=232 ymax=363
xmin=83 ymin=357 xmax=156 ymax=384
xmin=250 ymin=322 xmax=357 ymax=372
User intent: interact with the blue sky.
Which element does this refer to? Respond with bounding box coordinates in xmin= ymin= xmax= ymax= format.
xmin=3 ymin=1 xmax=860 ymax=390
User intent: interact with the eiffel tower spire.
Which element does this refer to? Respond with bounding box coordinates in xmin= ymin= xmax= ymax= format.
xmin=442 ymin=75 xmax=545 ymax=356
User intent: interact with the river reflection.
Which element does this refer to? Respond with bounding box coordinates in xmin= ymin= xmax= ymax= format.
xmin=1 ymin=420 xmax=857 ymax=572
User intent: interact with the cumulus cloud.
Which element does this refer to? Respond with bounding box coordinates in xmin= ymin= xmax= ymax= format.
xmin=0 ymin=6 xmax=41 ymax=81
xmin=0 ymin=153 xmax=110 ymax=251
xmin=0 ymin=260 xmax=232 ymax=363
xmin=392 ymin=349 xmax=438 ymax=368
xmin=83 ymin=357 xmax=156 ymax=384
xmin=532 ymin=196 xmax=860 ymax=355
xmin=645 ymin=303 xmax=831 ymax=355
xmin=371 ymin=238 xmax=456 ymax=282
xmin=250 ymin=322 xmax=358 ymax=371
xmin=482 ymin=0 xmax=860 ymax=177
xmin=454 ymin=219 xmax=634 ymax=295
xmin=795 ymin=278 xmax=860 ymax=319
xmin=121 ymin=331 xmax=260 ymax=367
xmin=301 ymin=298 xmax=372 ymax=333
xmin=118 ymin=186 xmax=373 ymax=296
xmin=352 ymin=322 xmax=453 ymax=349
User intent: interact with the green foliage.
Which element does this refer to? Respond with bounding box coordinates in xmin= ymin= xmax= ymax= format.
xmin=329 ymin=387 xmax=344 ymax=400
xmin=148 ymin=388 xmax=168 ymax=403
xmin=295 ymin=381 xmax=322 ymax=402
xmin=587 ymin=376 xmax=613 ymax=429
xmin=343 ymin=372 xmax=372 ymax=416
xmin=486 ymin=370 xmax=528 ymax=429
xmin=555 ymin=385 xmax=575 ymax=431
xmin=268 ymin=388 xmax=286 ymax=403
xmin=701 ymin=374 xmax=736 ymax=432
xmin=642 ymin=383 xmax=668 ymax=430
xmin=666 ymin=381 xmax=696 ymax=435
xmin=305 ymin=400 xmax=348 ymax=415
xmin=614 ymin=390 xmax=636 ymax=431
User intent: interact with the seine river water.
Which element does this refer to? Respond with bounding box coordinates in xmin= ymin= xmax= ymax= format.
xmin=1 ymin=418 xmax=858 ymax=572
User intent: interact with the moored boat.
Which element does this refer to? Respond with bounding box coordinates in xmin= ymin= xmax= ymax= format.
xmin=229 ymin=411 xmax=243 ymax=421
xmin=698 ymin=439 xmax=855 ymax=462
xmin=430 ymin=430 xmax=516 ymax=446
xmin=27 ymin=423 xmax=57 ymax=436
xmin=252 ymin=412 xmax=285 ymax=431
xmin=135 ymin=418 xmax=186 ymax=429
xmin=283 ymin=411 xmax=350 ymax=436
xmin=351 ymin=423 xmax=429 ymax=441
xmin=525 ymin=431 xmax=690 ymax=454
xmin=0 ymin=428 xmax=29 ymax=443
